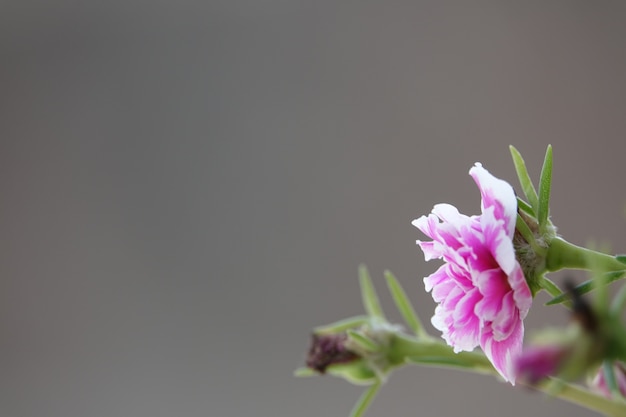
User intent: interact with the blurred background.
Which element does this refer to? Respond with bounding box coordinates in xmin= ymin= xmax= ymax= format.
xmin=2 ymin=2 xmax=626 ymax=416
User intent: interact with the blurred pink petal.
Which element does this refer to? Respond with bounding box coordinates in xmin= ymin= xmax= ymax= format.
xmin=514 ymin=344 xmax=567 ymax=385
xmin=591 ymin=363 xmax=626 ymax=398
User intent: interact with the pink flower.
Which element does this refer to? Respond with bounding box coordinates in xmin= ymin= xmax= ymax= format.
xmin=412 ymin=163 xmax=532 ymax=383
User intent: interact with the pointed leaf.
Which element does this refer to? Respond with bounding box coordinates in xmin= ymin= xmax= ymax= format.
xmin=616 ymin=255 xmax=626 ymax=265
xmin=539 ymin=276 xmax=564 ymax=299
xmin=517 ymin=197 xmax=535 ymax=216
xmin=359 ymin=265 xmax=385 ymax=319
xmin=314 ymin=315 xmax=370 ymax=334
xmin=348 ymin=381 xmax=382 ymax=417
xmin=510 ymin=145 xmax=539 ymax=212
xmin=546 ymin=270 xmax=626 ymax=305
xmin=537 ymin=145 xmax=553 ymax=233
xmin=384 ymin=270 xmax=426 ymax=337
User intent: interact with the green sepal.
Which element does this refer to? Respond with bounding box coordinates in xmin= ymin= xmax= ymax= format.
xmin=347 ymin=329 xmax=381 ymax=353
xmin=326 ymin=359 xmax=378 ymax=386
xmin=510 ymin=145 xmax=539 ymax=212
xmin=537 ymin=145 xmax=553 ymax=234
xmin=314 ymin=315 xmax=370 ymax=335
xmin=384 ymin=270 xmax=426 ymax=337
xmin=359 ymin=265 xmax=385 ymax=319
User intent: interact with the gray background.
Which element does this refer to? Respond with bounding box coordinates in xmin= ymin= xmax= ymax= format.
xmin=2 ymin=2 xmax=626 ymax=416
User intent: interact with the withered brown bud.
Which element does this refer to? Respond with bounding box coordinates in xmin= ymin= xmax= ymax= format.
xmin=306 ymin=333 xmax=359 ymax=373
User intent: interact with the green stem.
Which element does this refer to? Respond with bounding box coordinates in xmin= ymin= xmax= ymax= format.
xmin=545 ymin=238 xmax=626 ymax=273
xmin=534 ymin=379 xmax=626 ymax=417
xmin=388 ymin=333 xmax=626 ymax=416
xmin=390 ymin=334 xmax=494 ymax=374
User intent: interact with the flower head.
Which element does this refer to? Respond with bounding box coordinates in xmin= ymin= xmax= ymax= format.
xmin=412 ymin=163 xmax=532 ymax=383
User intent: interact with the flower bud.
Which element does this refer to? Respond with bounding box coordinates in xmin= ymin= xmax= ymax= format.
xmin=515 ymin=343 xmax=571 ymax=385
xmin=306 ymin=333 xmax=359 ymax=373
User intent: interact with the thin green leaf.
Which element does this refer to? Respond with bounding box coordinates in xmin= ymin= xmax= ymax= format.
xmin=314 ymin=315 xmax=370 ymax=334
xmin=546 ymin=270 xmax=626 ymax=305
xmin=359 ymin=265 xmax=385 ymax=319
xmin=384 ymin=270 xmax=426 ymax=337
xmin=517 ymin=197 xmax=535 ymax=216
xmin=537 ymin=145 xmax=553 ymax=234
xmin=510 ymin=145 xmax=539 ymax=212
xmin=348 ymin=381 xmax=382 ymax=417
xmin=616 ymin=255 xmax=626 ymax=265
xmin=540 ymin=277 xmax=564 ymax=299
xmin=347 ymin=329 xmax=381 ymax=352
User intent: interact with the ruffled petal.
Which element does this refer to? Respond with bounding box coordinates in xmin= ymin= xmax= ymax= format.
xmin=469 ymin=163 xmax=517 ymax=238
xmin=480 ymin=319 xmax=524 ymax=384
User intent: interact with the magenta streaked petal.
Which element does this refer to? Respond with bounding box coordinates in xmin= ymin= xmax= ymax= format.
xmin=423 ymin=265 xmax=450 ymax=292
xmin=490 ymin=292 xmax=517 ymax=340
xmin=453 ymin=288 xmax=481 ymax=324
xmin=440 ymin=285 xmax=465 ymax=311
xmin=431 ymin=281 xmax=457 ymax=304
xmin=480 ymin=207 xmax=517 ymax=275
xmin=481 ymin=319 xmax=524 ymax=383
xmin=474 ymin=268 xmax=508 ymax=298
xmin=447 ymin=263 xmax=474 ymax=292
xmin=412 ymin=214 xmax=440 ymax=240
xmin=417 ymin=240 xmax=442 ymax=261
xmin=449 ymin=320 xmax=480 ymax=352
xmin=431 ymin=203 xmax=468 ymax=228
xmin=469 ymin=163 xmax=517 ymax=238
xmin=509 ymin=265 xmax=532 ymax=317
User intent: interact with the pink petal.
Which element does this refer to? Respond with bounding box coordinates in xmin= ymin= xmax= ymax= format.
xmin=469 ymin=163 xmax=517 ymax=238
xmin=480 ymin=319 xmax=524 ymax=384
